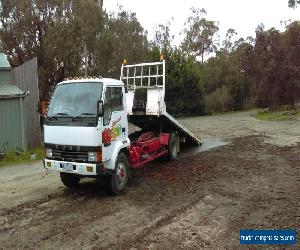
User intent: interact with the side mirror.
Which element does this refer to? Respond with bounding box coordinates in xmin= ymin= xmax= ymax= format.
xmin=97 ymin=100 xmax=104 ymax=117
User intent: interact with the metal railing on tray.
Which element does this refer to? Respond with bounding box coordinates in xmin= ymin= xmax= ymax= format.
xmin=120 ymin=60 xmax=165 ymax=92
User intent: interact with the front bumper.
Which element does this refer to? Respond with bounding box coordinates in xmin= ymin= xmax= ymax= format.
xmin=44 ymin=159 xmax=110 ymax=176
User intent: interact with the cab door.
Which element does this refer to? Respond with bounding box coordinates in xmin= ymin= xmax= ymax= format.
xmin=102 ymin=86 xmax=127 ymax=162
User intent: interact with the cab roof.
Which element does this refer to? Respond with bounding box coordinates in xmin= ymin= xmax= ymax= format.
xmin=58 ymin=77 xmax=124 ymax=86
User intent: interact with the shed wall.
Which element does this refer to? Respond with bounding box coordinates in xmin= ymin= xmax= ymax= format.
xmin=0 ymin=71 xmax=11 ymax=84
xmin=12 ymin=58 xmax=41 ymax=147
xmin=0 ymin=98 xmax=24 ymax=151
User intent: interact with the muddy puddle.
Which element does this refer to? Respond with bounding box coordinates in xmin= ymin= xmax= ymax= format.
xmin=180 ymin=137 xmax=228 ymax=157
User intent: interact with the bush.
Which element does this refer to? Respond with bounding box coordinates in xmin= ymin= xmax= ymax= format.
xmin=205 ymin=86 xmax=233 ymax=113
xmin=164 ymin=49 xmax=206 ymax=116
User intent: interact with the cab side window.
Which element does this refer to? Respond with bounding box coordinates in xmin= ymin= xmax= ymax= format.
xmin=103 ymin=87 xmax=123 ymax=126
xmin=111 ymin=87 xmax=123 ymax=111
xmin=103 ymin=87 xmax=112 ymax=126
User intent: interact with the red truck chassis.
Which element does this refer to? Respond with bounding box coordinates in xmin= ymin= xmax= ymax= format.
xmin=128 ymin=132 xmax=170 ymax=168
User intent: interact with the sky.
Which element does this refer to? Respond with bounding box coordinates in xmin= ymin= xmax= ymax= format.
xmin=103 ymin=0 xmax=300 ymax=45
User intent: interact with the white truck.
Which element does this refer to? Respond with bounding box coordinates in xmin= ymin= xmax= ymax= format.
xmin=44 ymin=60 xmax=201 ymax=195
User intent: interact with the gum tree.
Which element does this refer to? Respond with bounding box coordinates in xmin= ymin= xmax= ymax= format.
xmin=181 ymin=8 xmax=219 ymax=63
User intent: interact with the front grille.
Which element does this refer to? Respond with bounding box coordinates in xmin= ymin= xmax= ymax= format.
xmin=52 ymin=149 xmax=88 ymax=163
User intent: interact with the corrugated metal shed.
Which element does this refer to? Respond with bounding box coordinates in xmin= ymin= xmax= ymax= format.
xmin=0 ymin=54 xmax=26 ymax=152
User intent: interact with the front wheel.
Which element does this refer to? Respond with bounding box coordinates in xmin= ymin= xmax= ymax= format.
xmin=60 ymin=172 xmax=81 ymax=189
xmin=107 ymin=153 xmax=129 ymax=195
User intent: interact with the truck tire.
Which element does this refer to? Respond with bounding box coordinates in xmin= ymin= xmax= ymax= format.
xmin=167 ymin=132 xmax=178 ymax=162
xmin=107 ymin=153 xmax=129 ymax=195
xmin=60 ymin=172 xmax=80 ymax=189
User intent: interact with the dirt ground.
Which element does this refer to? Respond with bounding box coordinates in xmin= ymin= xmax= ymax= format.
xmin=0 ymin=110 xmax=299 ymax=249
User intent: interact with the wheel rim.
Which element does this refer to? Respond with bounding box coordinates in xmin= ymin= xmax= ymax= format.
xmin=116 ymin=161 xmax=127 ymax=189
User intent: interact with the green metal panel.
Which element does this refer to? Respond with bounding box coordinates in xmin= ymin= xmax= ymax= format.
xmin=0 ymin=98 xmax=25 ymax=152
xmin=0 ymin=71 xmax=11 ymax=84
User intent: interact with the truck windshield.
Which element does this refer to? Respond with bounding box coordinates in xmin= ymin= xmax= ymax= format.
xmin=48 ymin=82 xmax=103 ymax=117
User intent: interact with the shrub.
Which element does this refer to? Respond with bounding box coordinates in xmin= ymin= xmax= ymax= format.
xmin=205 ymin=86 xmax=232 ymax=113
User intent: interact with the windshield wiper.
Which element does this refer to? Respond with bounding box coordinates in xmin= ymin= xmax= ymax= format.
xmin=72 ymin=113 xmax=96 ymax=121
xmin=55 ymin=112 xmax=70 ymax=116
xmin=48 ymin=113 xmax=71 ymax=120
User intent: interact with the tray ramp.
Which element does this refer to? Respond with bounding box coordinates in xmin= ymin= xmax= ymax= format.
xmin=121 ymin=60 xmax=202 ymax=146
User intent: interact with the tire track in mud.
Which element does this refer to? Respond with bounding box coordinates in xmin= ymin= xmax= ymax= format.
xmin=112 ymin=196 xmax=207 ymax=249
xmin=0 ymin=192 xmax=61 ymax=233
xmin=0 ymin=186 xmax=120 ymax=246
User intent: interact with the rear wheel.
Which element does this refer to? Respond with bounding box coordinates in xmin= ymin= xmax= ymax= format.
xmin=107 ymin=153 xmax=129 ymax=195
xmin=60 ymin=172 xmax=80 ymax=188
xmin=166 ymin=132 xmax=178 ymax=162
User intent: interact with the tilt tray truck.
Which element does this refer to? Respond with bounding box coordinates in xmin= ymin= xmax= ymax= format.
xmin=44 ymin=59 xmax=201 ymax=195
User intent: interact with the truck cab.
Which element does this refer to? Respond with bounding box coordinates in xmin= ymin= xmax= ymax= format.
xmin=44 ymin=78 xmax=130 ymax=194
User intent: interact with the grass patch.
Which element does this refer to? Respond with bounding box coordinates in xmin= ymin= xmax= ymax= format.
xmin=255 ymin=110 xmax=300 ymax=121
xmin=0 ymin=146 xmax=44 ymax=167
xmin=211 ymin=109 xmax=255 ymax=116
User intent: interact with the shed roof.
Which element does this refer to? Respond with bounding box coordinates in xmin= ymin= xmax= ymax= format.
xmin=0 ymin=84 xmax=25 ymax=98
xmin=0 ymin=53 xmax=11 ymax=70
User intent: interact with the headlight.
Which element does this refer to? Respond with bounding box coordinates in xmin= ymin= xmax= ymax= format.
xmin=88 ymin=150 xmax=102 ymax=162
xmin=88 ymin=152 xmax=97 ymax=162
xmin=45 ymin=148 xmax=52 ymax=158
